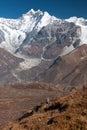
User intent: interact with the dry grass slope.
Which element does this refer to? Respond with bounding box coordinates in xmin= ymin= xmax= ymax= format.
xmin=2 ymin=85 xmax=87 ymax=130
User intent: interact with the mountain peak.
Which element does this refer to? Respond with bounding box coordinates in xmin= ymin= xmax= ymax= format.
xmin=66 ymin=16 xmax=87 ymax=25
xmin=26 ymin=9 xmax=43 ymax=16
xmin=26 ymin=9 xmax=35 ymax=15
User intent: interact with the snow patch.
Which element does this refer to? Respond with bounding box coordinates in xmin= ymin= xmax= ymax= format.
xmin=12 ymin=72 xmax=21 ymax=82
xmin=18 ymin=58 xmax=41 ymax=70
xmin=66 ymin=17 xmax=87 ymax=45
xmin=60 ymin=45 xmax=75 ymax=56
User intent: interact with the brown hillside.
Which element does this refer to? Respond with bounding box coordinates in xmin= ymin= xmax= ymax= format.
xmin=0 ymin=48 xmax=23 ymax=83
xmin=37 ymin=44 xmax=87 ymax=87
xmin=2 ymin=85 xmax=87 ymax=130
xmin=0 ymin=82 xmax=62 ymax=129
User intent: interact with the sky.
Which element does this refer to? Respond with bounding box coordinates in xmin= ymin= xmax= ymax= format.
xmin=0 ymin=0 xmax=87 ymax=19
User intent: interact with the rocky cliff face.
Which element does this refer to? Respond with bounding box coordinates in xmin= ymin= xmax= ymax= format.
xmin=16 ymin=21 xmax=81 ymax=59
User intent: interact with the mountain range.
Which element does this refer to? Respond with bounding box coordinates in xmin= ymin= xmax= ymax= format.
xmin=0 ymin=9 xmax=87 ymax=85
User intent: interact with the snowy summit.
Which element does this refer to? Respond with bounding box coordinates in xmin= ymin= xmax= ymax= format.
xmin=0 ymin=9 xmax=87 ymax=53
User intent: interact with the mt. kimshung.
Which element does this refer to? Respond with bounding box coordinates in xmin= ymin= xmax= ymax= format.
xmin=0 ymin=9 xmax=87 ymax=54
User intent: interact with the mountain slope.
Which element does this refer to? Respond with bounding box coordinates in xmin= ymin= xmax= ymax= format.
xmin=37 ymin=44 xmax=87 ymax=88
xmin=0 ymin=48 xmax=23 ymax=84
xmin=2 ymin=85 xmax=87 ymax=130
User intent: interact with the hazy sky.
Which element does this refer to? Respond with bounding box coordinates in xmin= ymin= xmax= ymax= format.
xmin=0 ymin=0 xmax=86 ymax=19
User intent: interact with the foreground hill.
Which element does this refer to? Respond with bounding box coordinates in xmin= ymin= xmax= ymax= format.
xmin=2 ymin=85 xmax=87 ymax=130
xmin=0 ymin=82 xmax=63 ymax=129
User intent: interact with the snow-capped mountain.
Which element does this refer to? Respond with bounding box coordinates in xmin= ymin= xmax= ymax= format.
xmin=0 ymin=9 xmax=87 ymax=55
xmin=0 ymin=9 xmax=58 ymax=52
